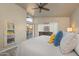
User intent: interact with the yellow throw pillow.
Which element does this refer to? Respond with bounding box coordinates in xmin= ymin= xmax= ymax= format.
xmin=48 ymin=34 xmax=55 ymax=44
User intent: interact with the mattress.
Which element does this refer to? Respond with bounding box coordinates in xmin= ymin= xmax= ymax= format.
xmin=16 ymin=35 xmax=77 ymax=56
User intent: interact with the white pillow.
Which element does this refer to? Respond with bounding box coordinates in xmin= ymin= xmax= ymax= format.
xmin=60 ymin=33 xmax=77 ymax=54
xmin=74 ymin=34 xmax=79 ymax=55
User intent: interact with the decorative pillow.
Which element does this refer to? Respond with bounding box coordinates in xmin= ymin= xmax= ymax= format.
xmin=60 ymin=32 xmax=77 ymax=54
xmin=48 ymin=34 xmax=55 ymax=44
xmin=54 ymin=31 xmax=63 ymax=46
xmin=74 ymin=34 xmax=79 ymax=55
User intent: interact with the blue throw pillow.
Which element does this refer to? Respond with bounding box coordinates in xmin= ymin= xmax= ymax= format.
xmin=54 ymin=31 xmax=63 ymax=47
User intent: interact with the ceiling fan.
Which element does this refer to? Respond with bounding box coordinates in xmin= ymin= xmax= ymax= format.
xmin=33 ymin=3 xmax=50 ymax=13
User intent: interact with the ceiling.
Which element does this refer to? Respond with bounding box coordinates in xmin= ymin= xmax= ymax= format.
xmin=17 ymin=3 xmax=79 ymax=17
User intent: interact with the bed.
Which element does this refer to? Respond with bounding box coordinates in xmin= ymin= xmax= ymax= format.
xmin=16 ymin=35 xmax=77 ymax=56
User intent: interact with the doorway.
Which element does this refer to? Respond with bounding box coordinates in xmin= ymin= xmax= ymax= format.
xmin=26 ymin=16 xmax=34 ymax=39
xmin=26 ymin=24 xmax=34 ymax=39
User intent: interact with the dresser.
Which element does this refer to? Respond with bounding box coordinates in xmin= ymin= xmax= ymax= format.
xmin=39 ymin=32 xmax=53 ymax=36
xmin=38 ymin=23 xmax=58 ymax=36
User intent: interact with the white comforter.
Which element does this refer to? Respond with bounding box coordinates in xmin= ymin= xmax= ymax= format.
xmin=16 ymin=35 xmax=77 ymax=56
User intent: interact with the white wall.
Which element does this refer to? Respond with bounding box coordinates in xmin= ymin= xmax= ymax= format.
xmin=33 ymin=16 xmax=70 ymax=37
xmin=0 ymin=4 xmax=26 ymax=48
xmin=71 ymin=8 xmax=79 ymax=33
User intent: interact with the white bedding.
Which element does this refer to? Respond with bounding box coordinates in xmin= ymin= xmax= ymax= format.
xmin=16 ymin=35 xmax=77 ymax=56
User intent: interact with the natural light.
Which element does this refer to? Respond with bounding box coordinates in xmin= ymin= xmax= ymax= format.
xmin=26 ymin=17 xmax=33 ymax=22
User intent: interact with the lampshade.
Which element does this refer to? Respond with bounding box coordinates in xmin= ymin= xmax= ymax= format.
xmin=67 ymin=27 xmax=73 ymax=32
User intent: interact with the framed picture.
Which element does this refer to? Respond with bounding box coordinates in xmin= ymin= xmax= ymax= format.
xmin=7 ymin=23 xmax=15 ymax=30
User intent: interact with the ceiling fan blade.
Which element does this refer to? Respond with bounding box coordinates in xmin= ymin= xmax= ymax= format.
xmin=42 ymin=3 xmax=48 ymax=7
xmin=33 ymin=8 xmax=39 ymax=9
xmin=42 ymin=7 xmax=50 ymax=11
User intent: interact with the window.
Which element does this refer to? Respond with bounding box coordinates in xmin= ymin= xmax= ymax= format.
xmin=26 ymin=17 xmax=33 ymax=23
